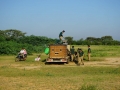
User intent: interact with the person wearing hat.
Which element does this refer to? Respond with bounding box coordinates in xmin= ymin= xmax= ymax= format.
xmin=59 ymin=30 xmax=65 ymax=43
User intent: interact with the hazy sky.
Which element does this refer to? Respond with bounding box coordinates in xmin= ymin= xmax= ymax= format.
xmin=0 ymin=0 xmax=120 ymax=40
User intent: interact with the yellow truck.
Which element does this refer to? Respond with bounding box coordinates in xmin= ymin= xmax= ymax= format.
xmin=45 ymin=44 xmax=70 ymax=64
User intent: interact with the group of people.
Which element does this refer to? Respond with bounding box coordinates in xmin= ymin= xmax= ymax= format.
xmin=59 ymin=30 xmax=91 ymax=65
xmin=18 ymin=30 xmax=91 ymax=63
xmin=19 ymin=48 xmax=41 ymax=61
xmin=70 ymin=45 xmax=91 ymax=66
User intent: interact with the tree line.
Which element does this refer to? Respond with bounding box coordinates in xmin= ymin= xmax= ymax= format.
xmin=0 ymin=29 xmax=120 ymax=55
xmin=70 ymin=36 xmax=120 ymax=45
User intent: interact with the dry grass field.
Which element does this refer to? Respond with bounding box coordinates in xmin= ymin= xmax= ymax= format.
xmin=0 ymin=45 xmax=120 ymax=90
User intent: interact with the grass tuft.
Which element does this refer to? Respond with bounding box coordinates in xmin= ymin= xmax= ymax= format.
xmin=79 ymin=84 xmax=97 ymax=90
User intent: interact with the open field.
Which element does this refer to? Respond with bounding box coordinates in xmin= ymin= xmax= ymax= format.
xmin=0 ymin=45 xmax=120 ymax=90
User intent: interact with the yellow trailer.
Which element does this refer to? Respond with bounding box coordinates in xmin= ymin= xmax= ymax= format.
xmin=45 ymin=44 xmax=70 ymax=64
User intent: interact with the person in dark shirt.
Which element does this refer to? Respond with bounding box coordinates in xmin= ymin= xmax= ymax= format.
xmin=78 ymin=49 xmax=84 ymax=65
xmin=88 ymin=45 xmax=91 ymax=61
xmin=70 ymin=46 xmax=75 ymax=62
xmin=59 ymin=30 xmax=65 ymax=43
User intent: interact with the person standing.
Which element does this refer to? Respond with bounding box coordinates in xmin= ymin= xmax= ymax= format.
xmin=59 ymin=30 xmax=65 ymax=43
xmin=70 ymin=46 xmax=75 ymax=62
xmin=88 ymin=45 xmax=91 ymax=61
xmin=78 ymin=49 xmax=84 ymax=66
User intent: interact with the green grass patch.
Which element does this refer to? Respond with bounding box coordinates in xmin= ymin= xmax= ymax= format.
xmin=0 ymin=45 xmax=120 ymax=90
xmin=75 ymin=45 xmax=120 ymax=57
xmin=79 ymin=84 xmax=97 ymax=90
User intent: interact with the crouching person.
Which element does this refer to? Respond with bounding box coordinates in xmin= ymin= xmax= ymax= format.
xmin=77 ymin=49 xmax=84 ymax=66
xmin=35 ymin=55 xmax=41 ymax=61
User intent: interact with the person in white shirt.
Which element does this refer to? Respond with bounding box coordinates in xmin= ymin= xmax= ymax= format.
xmin=35 ymin=55 xmax=41 ymax=61
xmin=20 ymin=48 xmax=25 ymax=58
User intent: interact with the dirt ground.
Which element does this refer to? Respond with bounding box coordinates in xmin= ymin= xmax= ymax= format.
xmin=0 ymin=57 xmax=120 ymax=90
xmin=84 ymin=57 xmax=120 ymax=67
xmin=1 ymin=57 xmax=120 ymax=70
xmin=67 ymin=57 xmax=120 ymax=67
xmin=10 ymin=57 xmax=120 ymax=70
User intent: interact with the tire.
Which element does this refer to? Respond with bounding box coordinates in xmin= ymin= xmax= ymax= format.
xmin=66 ymin=59 xmax=70 ymax=64
xmin=45 ymin=62 xmax=47 ymax=65
xmin=66 ymin=56 xmax=70 ymax=64
xmin=23 ymin=57 xmax=26 ymax=61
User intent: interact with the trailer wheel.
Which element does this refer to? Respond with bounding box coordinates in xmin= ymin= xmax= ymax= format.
xmin=45 ymin=62 xmax=47 ymax=65
xmin=66 ymin=59 xmax=70 ymax=64
xmin=45 ymin=62 xmax=49 ymax=65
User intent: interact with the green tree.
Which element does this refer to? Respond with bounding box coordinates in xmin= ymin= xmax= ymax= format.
xmin=101 ymin=36 xmax=113 ymax=41
xmin=17 ymin=35 xmax=55 ymax=46
xmin=0 ymin=29 xmax=26 ymax=41
xmin=76 ymin=38 xmax=84 ymax=45
xmin=101 ymin=36 xmax=113 ymax=45
xmin=65 ymin=36 xmax=73 ymax=45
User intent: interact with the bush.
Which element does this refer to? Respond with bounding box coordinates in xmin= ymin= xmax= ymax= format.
xmin=0 ymin=41 xmax=44 ymax=55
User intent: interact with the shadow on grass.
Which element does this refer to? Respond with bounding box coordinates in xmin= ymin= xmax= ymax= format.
xmin=78 ymin=84 xmax=98 ymax=90
xmin=42 ymin=59 xmax=46 ymax=62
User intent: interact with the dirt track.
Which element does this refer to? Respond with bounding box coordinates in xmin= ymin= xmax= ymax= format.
xmin=6 ymin=57 xmax=120 ymax=70
xmin=67 ymin=57 xmax=120 ymax=67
